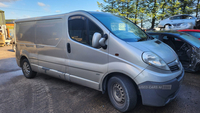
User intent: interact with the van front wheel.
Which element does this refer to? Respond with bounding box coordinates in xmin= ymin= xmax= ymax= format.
xmin=107 ymin=75 xmax=137 ymax=112
xmin=22 ymin=59 xmax=37 ymax=78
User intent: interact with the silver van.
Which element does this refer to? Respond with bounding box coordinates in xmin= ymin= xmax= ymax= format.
xmin=15 ymin=11 xmax=184 ymax=112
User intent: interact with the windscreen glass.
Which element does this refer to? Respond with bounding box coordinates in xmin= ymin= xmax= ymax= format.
xmin=91 ymin=13 xmax=148 ymax=42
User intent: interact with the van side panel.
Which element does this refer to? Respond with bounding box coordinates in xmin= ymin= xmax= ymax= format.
xmin=15 ymin=21 xmax=38 ymax=71
xmin=35 ymin=18 xmax=68 ymax=79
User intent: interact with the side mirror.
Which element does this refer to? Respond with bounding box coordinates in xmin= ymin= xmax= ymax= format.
xmin=92 ymin=32 xmax=101 ymax=48
xmin=92 ymin=32 xmax=108 ymax=49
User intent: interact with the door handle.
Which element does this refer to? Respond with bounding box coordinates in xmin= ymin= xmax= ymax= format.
xmin=67 ymin=43 xmax=71 ymax=53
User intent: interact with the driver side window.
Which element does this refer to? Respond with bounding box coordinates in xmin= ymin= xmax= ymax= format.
xmin=68 ymin=15 xmax=103 ymax=46
xmin=88 ymin=19 xmax=103 ymax=46
xmin=69 ymin=16 xmax=87 ymax=45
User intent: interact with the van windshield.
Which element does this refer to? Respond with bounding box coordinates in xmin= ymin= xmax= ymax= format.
xmin=90 ymin=12 xmax=148 ymax=42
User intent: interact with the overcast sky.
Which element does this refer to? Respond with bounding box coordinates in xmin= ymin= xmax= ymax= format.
xmin=0 ymin=0 xmax=103 ymax=19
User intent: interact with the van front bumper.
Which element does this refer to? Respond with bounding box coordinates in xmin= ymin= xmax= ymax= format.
xmin=138 ymin=70 xmax=184 ymax=106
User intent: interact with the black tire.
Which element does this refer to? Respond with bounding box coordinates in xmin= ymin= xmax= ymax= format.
xmin=107 ymin=75 xmax=137 ymax=112
xmin=164 ymin=24 xmax=171 ymax=30
xmin=21 ymin=59 xmax=37 ymax=78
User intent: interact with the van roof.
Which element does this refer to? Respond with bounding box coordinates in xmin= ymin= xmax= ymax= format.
xmin=14 ymin=10 xmax=108 ymax=23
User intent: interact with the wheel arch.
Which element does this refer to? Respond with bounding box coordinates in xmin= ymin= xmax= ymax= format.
xmin=20 ymin=55 xmax=28 ymax=67
xmin=101 ymin=72 xmax=140 ymax=95
xmin=164 ymin=24 xmax=171 ymax=27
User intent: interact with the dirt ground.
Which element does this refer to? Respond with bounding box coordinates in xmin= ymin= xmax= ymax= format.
xmin=0 ymin=46 xmax=200 ymax=113
xmin=0 ymin=45 xmax=15 ymax=59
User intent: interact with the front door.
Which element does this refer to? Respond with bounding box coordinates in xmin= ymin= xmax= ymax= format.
xmin=67 ymin=15 xmax=108 ymax=89
xmin=170 ymin=16 xmax=182 ymax=27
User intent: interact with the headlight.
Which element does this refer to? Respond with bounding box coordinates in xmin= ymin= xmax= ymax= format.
xmin=142 ymin=52 xmax=170 ymax=70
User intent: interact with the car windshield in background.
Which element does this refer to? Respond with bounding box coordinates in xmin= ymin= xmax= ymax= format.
xmin=184 ymin=32 xmax=200 ymax=39
xmin=180 ymin=33 xmax=200 ymax=48
xmin=91 ymin=13 xmax=148 ymax=42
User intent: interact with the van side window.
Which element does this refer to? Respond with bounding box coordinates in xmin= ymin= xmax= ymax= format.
xmin=35 ymin=19 xmax=63 ymax=46
xmin=68 ymin=16 xmax=87 ymax=45
xmin=68 ymin=15 xmax=103 ymax=46
xmin=88 ymin=19 xmax=103 ymax=45
xmin=16 ymin=21 xmax=35 ymax=43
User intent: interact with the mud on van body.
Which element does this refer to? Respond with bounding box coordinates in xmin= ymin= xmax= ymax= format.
xmin=15 ymin=11 xmax=184 ymax=112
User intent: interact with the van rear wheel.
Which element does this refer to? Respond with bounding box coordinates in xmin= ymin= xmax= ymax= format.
xmin=107 ymin=75 xmax=137 ymax=112
xmin=22 ymin=59 xmax=37 ymax=78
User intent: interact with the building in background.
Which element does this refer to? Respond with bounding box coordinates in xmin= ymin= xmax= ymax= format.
xmin=0 ymin=10 xmax=14 ymax=46
xmin=0 ymin=9 xmax=7 ymax=46
xmin=0 ymin=10 xmax=7 ymax=38
xmin=6 ymin=19 xmax=15 ymax=38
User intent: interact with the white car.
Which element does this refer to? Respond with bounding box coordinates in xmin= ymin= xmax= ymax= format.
xmin=158 ymin=14 xmax=200 ymax=30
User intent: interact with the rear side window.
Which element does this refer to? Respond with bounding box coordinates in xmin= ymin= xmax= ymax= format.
xmin=35 ymin=19 xmax=63 ymax=46
xmin=68 ymin=15 xmax=103 ymax=46
xmin=171 ymin=16 xmax=182 ymax=20
xmin=16 ymin=21 xmax=35 ymax=43
xmin=182 ymin=15 xmax=193 ymax=19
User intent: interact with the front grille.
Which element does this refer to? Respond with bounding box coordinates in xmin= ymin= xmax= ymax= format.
xmin=169 ymin=65 xmax=179 ymax=72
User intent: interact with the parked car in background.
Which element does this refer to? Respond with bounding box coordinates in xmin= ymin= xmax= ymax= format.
xmin=148 ymin=31 xmax=200 ymax=72
xmin=15 ymin=11 xmax=184 ymax=112
xmin=158 ymin=15 xmax=200 ymax=30
xmin=178 ymin=29 xmax=200 ymax=40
